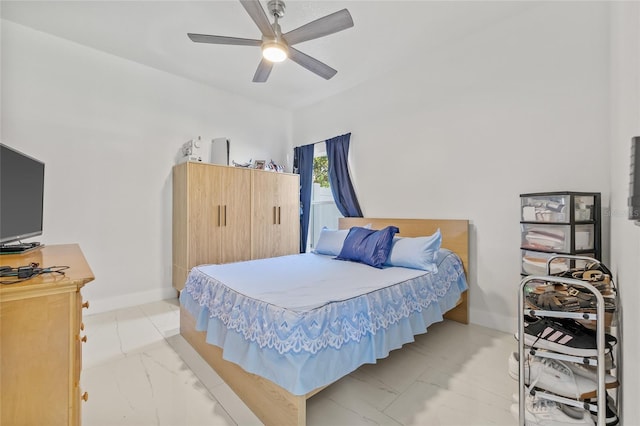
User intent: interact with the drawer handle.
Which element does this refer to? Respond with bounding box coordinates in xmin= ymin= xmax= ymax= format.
xmin=82 ymin=301 xmax=90 ymax=309
xmin=80 ymin=335 xmax=88 ymax=343
xmin=82 ymin=392 xmax=89 ymax=402
xmin=80 ymin=322 xmax=85 ymax=331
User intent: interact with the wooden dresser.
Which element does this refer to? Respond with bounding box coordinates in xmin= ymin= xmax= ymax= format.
xmin=0 ymin=244 xmax=94 ymax=426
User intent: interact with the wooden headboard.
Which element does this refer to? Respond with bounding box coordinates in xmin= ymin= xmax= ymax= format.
xmin=339 ymin=217 xmax=469 ymax=324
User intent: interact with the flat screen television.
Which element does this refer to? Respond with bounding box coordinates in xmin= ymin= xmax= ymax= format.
xmin=630 ymin=136 xmax=640 ymax=224
xmin=0 ymin=144 xmax=45 ymax=249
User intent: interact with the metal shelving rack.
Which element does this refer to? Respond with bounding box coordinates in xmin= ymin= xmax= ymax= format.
xmin=517 ymin=255 xmax=617 ymax=426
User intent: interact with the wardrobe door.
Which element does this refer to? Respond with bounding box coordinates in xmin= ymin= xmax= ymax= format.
xmin=251 ymin=170 xmax=300 ymax=259
xmin=251 ymin=170 xmax=281 ymax=259
xmin=219 ymin=166 xmax=252 ymax=263
xmin=188 ymin=163 xmax=223 ymax=268
xmin=272 ymin=172 xmax=300 ymax=257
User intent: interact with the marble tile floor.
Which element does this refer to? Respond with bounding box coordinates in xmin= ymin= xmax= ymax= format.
xmin=81 ymin=299 xmax=518 ymax=426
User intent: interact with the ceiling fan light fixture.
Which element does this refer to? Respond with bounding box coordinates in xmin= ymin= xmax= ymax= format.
xmin=187 ymin=0 xmax=354 ymax=82
xmin=262 ymin=42 xmax=288 ymax=62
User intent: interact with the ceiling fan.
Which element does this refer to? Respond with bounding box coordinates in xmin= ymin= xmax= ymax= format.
xmin=187 ymin=0 xmax=354 ymax=82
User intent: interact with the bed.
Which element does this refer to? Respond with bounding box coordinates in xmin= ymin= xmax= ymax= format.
xmin=179 ymin=218 xmax=469 ymax=426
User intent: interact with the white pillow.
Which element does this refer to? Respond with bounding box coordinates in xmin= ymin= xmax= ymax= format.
xmin=384 ymin=229 xmax=442 ymax=272
xmin=313 ymin=224 xmax=372 ymax=256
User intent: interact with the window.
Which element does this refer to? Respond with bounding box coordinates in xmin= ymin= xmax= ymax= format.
xmin=307 ymin=149 xmax=343 ymax=251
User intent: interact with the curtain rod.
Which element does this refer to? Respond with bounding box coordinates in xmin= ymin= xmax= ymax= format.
xmin=294 ymin=132 xmax=351 ymax=149
xmin=294 ymin=140 xmax=324 ymax=148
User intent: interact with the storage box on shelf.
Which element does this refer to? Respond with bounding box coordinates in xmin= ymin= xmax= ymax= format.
xmin=520 ymin=192 xmax=601 ymax=276
xmin=516 ymin=256 xmax=618 ymax=426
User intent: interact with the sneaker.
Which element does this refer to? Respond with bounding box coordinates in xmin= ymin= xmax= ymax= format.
xmin=510 ymin=395 xmax=595 ymax=425
xmin=566 ymin=362 xmax=619 ymax=389
xmin=531 ymin=347 xmax=616 ymax=371
xmin=586 ymin=395 xmax=619 ymax=426
xmin=508 ymin=352 xmax=598 ymax=399
xmin=552 ymin=317 xmax=617 ymax=347
xmin=511 ymin=393 xmax=613 ymax=425
xmin=518 ymin=315 xmax=610 ymax=357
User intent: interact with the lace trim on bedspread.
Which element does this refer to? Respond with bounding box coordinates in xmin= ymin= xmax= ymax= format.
xmin=183 ymin=255 xmax=465 ymax=355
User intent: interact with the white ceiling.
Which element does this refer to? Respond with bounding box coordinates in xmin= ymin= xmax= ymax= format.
xmin=1 ymin=1 xmax=538 ymax=110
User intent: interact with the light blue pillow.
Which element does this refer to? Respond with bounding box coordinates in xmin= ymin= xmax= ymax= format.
xmin=384 ymin=229 xmax=442 ymax=272
xmin=336 ymin=226 xmax=400 ymax=268
xmin=313 ymin=224 xmax=372 ymax=256
xmin=313 ymin=227 xmax=349 ymax=256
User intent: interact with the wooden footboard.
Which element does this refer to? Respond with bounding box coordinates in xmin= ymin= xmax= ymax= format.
xmin=180 ymin=307 xmax=314 ymax=426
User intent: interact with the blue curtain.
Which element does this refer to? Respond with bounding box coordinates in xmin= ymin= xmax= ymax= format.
xmin=326 ymin=133 xmax=363 ymax=217
xmin=293 ymin=143 xmax=315 ymax=253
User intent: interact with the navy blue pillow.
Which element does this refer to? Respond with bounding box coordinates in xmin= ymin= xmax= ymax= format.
xmin=336 ymin=226 xmax=400 ymax=268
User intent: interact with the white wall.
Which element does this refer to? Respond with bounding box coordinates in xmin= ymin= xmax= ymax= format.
xmin=293 ymin=2 xmax=610 ymax=331
xmin=609 ymin=2 xmax=640 ymax=423
xmin=3 ymin=1 xmax=638 ymax=421
xmin=1 ymin=20 xmax=292 ymax=312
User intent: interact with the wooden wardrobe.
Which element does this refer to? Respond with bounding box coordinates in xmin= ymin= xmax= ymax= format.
xmin=172 ymin=162 xmax=300 ymax=291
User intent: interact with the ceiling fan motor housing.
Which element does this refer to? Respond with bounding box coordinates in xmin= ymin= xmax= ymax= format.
xmin=267 ymin=0 xmax=285 ymax=19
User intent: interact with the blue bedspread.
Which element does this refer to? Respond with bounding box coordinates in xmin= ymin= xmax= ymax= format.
xmin=180 ymin=249 xmax=467 ymax=395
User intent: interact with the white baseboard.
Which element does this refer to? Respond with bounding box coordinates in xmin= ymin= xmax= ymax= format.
xmin=86 ymin=287 xmax=178 ymax=315
xmin=469 ymin=307 xmax=516 ymax=334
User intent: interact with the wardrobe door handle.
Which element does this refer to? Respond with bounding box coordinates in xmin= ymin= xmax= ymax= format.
xmin=278 ymin=207 xmax=281 ymax=224
xmin=218 ymin=205 xmax=221 ymax=226
xmin=224 ymin=205 xmax=227 ymax=226
xmin=273 ymin=206 xmax=277 ymax=224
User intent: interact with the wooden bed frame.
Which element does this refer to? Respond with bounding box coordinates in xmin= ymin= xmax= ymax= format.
xmin=180 ymin=218 xmax=469 ymax=426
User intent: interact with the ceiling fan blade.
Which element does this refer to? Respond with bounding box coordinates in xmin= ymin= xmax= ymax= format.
xmin=283 ymin=9 xmax=353 ymax=46
xmin=288 ymin=47 xmax=337 ymax=80
xmin=253 ymin=58 xmax=274 ymax=83
xmin=188 ymin=33 xmax=261 ymax=46
xmin=239 ymin=0 xmax=276 ymax=39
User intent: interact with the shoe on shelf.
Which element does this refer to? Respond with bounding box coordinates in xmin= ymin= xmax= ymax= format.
xmin=510 ymin=394 xmax=595 ymax=426
xmin=517 ymin=315 xmax=611 ymax=357
xmin=585 ymin=394 xmax=619 ymax=426
xmin=526 ymin=284 xmax=617 ymax=323
xmin=565 ymin=362 xmax=619 ymax=390
xmin=508 ymin=352 xmax=598 ymax=400
xmin=529 ymin=346 xmax=617 ymax=372
xmin=526 ymin=286 xmax=581 ymax=312
xmin=552 ymin=317 xmax=617 ymax=347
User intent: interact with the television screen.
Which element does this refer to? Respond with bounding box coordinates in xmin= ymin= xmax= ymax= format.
xmin=0 ymin=144 xmax=45 ymax=244
xmin=630 ymin=137 xmax=640 ymax=222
